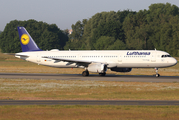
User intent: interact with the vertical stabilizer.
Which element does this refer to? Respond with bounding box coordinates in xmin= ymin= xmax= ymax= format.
xmin=17 ymin=27 xmax=42 ymax=52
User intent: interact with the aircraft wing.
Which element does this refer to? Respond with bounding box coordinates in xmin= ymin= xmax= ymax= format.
xmin=42 ymin=56 xmax=101 ymax=67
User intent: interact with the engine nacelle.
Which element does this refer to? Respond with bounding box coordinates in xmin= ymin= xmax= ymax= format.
xmin=110 ymin=67 xmax=132 ymax=72
xmin=88 ymin=63 xmax=107 ymax=73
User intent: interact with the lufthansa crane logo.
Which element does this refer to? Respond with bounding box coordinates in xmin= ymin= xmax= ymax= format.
xmin=21 ymin=34 xmax=30 ymax=45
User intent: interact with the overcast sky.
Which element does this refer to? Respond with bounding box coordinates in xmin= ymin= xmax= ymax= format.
xmin=0 ymin=0 xmax=179 ymax=31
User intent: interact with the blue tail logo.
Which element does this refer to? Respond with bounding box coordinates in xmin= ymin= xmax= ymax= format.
xmin=17 ymin=27 xmax=42 ymax=52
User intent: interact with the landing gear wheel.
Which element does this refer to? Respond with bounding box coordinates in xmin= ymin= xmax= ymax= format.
xmin=156 ymin=74 xmax=160 ymax=77
xmin=155 ymin=68 xmax=160 ymax=77
xmin=99 ymin=73 xmax=106 ymax=76
xmin=82 ymin=71 xmax=89 ymax=76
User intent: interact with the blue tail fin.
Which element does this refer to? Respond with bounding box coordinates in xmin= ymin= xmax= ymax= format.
xmin=17 ymin=27 xmax=42 ymax=52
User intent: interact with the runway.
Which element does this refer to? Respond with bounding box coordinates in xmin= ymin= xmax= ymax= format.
xmin=0 ymin=100 xmax=179 ymax=106
xmin=0 ymin=73 xmax=179 ymax=83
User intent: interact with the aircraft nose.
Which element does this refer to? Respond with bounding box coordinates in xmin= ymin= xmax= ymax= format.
xmin=172 ymin=58 xmax=178 ymax=66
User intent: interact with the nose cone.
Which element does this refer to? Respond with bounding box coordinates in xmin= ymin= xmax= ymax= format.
xmin=172 ymin=58 xmax=178 ymax=66
xmin=165 ymin=58 xmax=178 ymax=67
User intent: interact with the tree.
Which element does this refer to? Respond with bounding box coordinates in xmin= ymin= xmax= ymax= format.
xmin=65 ymin=10 xmax=134 ymax=50
xmin=82 ymin=11 xmax=122 ymax=49
xmin=107 ymin=39 xmax=126 ymax=50
xmin=122 ymin=2 xmax=179 ymax=56
xmin=64 ymin=19 xmax=87 ymax=50
xmin=94 ymin=36 xmax=115 ymax=50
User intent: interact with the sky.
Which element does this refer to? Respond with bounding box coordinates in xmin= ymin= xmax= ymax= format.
xmin=0 ymin=0 xmax=179 ymax=31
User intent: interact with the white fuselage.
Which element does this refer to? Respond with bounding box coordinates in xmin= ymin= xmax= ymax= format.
xmin=15 ymin=50 xmax=177 ymax=69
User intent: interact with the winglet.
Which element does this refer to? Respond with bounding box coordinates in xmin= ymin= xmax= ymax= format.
xmin=17 ymin=27 xmax=42 ymax=52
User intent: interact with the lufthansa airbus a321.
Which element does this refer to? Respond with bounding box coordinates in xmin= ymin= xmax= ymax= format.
xmin=15 ymin=27 xmax=177 ymax=77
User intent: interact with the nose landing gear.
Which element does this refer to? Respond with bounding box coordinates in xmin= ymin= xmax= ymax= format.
xmin=155 ymin=68 xmax=160 ymax=77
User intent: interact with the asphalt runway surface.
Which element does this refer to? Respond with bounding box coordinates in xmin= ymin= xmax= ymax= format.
xmin=0 ymin=100 xmax=179 ymax=106
xmin=0 ymin=73 xmax=179 ymax=83
xmin=1 ymin=73 xmax=179 ymax=106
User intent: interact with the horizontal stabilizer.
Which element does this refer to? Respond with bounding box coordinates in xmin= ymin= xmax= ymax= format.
xmin=15 ymin=53 xmax=29 ymax=58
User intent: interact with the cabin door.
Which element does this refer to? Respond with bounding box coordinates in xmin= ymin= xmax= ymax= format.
xmin=37 ymin=53 xmax=41 ymax=62
xmin=118 ymin=54 xmax=122 ymax=62
xmin=151 ymin=52 xmax=156 ymax=62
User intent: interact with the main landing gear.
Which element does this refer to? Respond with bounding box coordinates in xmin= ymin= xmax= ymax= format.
xmin=82 ymin=71 xmax=106 ymax=77
xmin=155 ymin=68 xmax=160 ymax=77
xmin=99 ymin=73 xmax=106 ymax=76
xmin=82 ymin=70 xmax=89 ymax=76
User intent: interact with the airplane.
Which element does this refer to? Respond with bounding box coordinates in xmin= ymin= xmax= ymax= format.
xmin=15 ymin=27 xmax=177 ymax=77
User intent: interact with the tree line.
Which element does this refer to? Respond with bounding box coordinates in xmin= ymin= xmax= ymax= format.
xmin=65 ymin=3 xmax=179 ymax=56
xmin=0 ymin=20 xmax=68 ymax=53
xmin=0 ymin=3 xmax=179 ymax=56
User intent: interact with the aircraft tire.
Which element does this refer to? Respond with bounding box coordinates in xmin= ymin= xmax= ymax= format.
xmin=156 ymin=74 xmax=160 ymax=77
xmin=99 ymin=73 xmax=106 ymax=76
xmin=82 ymin=71 xmax=89 ymax=76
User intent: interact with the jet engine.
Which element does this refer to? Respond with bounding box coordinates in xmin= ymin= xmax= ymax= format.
xmin=110 ymin=67 xmax=132 ymax=72
xmin=88 ymin=63 xmax=107 ymax=73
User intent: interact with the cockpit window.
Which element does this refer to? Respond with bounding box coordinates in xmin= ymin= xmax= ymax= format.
xmin=161 ymin=55 xmax=171 ymax=58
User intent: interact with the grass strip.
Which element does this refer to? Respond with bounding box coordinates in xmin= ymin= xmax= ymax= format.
xmin=0 ymin=105 xmax=179 ymax=120
xmin=0 ymin=79 xmax=179 ymax=100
